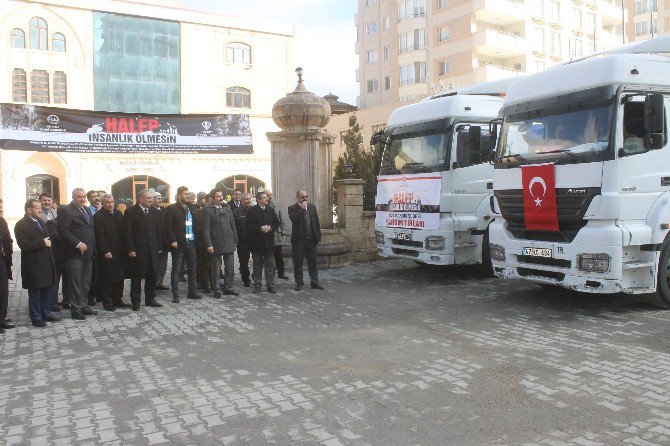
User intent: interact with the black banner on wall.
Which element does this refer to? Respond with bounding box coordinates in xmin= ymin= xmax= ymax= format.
xmin=0 ymin=104 xmax=253 ymax=154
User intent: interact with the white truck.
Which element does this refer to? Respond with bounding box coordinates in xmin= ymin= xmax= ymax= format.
xmin=487 ymin=36 xmax=670 ymax=307
xmin=374 ymin=78 xmax=516 ymax=271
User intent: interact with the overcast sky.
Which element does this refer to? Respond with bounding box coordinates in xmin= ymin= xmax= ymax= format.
xmin=180 ymin=0 xmax=359 ymax=105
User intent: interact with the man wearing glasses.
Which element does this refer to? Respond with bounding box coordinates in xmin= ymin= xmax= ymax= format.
xmin=288 ymin=190 xmax=324 ymax=291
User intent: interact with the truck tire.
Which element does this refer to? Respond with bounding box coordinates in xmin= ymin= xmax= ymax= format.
xmin=479 ymin=227 xmax=494 ymax=278
xmin=648 ymin=238 xmax=670 ymax=309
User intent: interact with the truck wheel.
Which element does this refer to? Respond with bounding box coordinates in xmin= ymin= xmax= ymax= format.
xmin=479 ymin=227 xmax=494 ymax=278
xmin=648 ymin=239 xmax=670 ymax=309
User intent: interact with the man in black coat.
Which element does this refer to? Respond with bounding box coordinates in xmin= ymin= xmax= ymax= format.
xmin=45 ymin=215 xmax=66 ymax=312
xmin=58 ymin=188 xmax=97 ymax=320
xmin=288 ymin=189 xmax=324 ymax=291
xmin=0 ymin=199 xmax=14 ymax=331
xmin=164 ymin=186 xmax=201 ymax=302
xmin=246 ymin=191 xmax=280 ymax=294
xmin=94 ymin=194 xmax=129 ymax=311
xmin=124 ymin=189 xmax=164 ymax=311
xmin=152 ymin=192 xmax=169 ymax=291
xmin=202 ymin=188 xmax=238 ymax=298
xmin=15 ymin=199 xmax=61 ymax=327
xmin=232 ymin=193 xmax=252 ymax=287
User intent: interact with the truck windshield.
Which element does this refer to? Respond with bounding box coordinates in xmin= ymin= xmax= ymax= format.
xmin=380 ymin=131 xmax=448 ymax=174
xmin=496 ymin=104 xmax=613 ymax=167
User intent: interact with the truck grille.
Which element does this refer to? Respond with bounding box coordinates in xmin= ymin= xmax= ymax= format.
xmin=392 ymin=248 xmax=420 ymax=257
xmin=495 ymin=188 xmax=600 ymax=243
xmin=391 ymin=238 xmax=423 ymax=248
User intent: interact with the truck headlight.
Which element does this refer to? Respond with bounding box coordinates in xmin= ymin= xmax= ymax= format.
xmin=577 ymin=253 xmax=610 ymax=273
xmin=426 ymin=236 xmax=444 ymax=251
xmin=489 ymin=243 xmax=506 ymax=261
xmin=375 ymin=231 xmax=385 ymax=245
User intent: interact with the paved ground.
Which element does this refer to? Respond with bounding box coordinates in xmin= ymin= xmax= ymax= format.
xmin=2 ymin=258 xmax=670 ymax=445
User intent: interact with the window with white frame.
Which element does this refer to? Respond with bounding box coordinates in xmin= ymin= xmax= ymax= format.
xmin=367 ymin=79 xmax=379 ymax=93
xmin=12 ymin=68 xmax=27 ymax=102
xmin=399 ymin=28 xmax=427 ymax=52
xmin=438 ymin=26 xmax=450 ymax=42
xmin=383 ymin=16 xmax=390 ymax=30
xmin=11 ymin=28 xmax=25 ymax=48
xmin=438 ymin=60 xmax=451 ymax=76
xmin=573 ymin=39 xmax=583 ymax=57
xmin=398 ymin=0 xmax=426 ymax=21
xmin=53 ymin=71 xmax=67 ymax=104
xmin=226 ymin=42 xmax=251 ymax=65
xmin=52 ymin=33 xmax=66 ymax=52
xmin=366 ymin=21 xmax=378 ymax=35
xmin=384 ymin=75 xmax=391 ymax=90
xmin=29 ymin=17 xmax=48 ymax=50
xmin=551 ymin=32 xmax=561 ymax=56
xmin=366 ymin=49 xmax=378 ymax=64
xmin=534 ymin=27 xmax=545 ymax=52
xmin=226 ymin=86 xmax=251 ymax=108
xmin=399 ymin=62 xmax=426 ymax=85
xmin=383 ymin=45 xmax=390 ymax=60
xmin=30 ymin=69 xmax=49 ymax=103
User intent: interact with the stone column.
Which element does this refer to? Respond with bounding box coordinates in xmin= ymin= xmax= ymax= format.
xmin=336 ymin=178 xmax=365 ymax=242
xmin=267 ymin=128 xmax=334 ymax=227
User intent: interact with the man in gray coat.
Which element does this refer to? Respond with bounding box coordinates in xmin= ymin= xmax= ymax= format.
xmin=266 ymin=190 xmax=288 ymax=280
xmin=202 ymin=188 xmax=239 ymax=298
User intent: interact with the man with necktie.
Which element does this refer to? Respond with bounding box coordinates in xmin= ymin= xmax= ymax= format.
xmin=202 ymin=188 xmax=238 ymax=298
xmin=288 ymin=189 xmax=324 ymax=291
xmin=94 ymin=194 xmax=129 ymax=311
xmin=246 ymin=191 xmax=280 ymax=294
xmin=152 ymin=192 xmax=169 ymax=291
xmin=39 ymin=192 xmax=57 ymax=222
xmin=86 ymin=190 xmax=102 ymax=306
xmin=0 ymin=199 xmax=14 ymax=331
xmin=124 ymin=189 xmax=164 ymax=311
xmin=15 ymin=199 xmax=60 ymax=327
xmin=58 ymin=188 xmax=97 ymax=320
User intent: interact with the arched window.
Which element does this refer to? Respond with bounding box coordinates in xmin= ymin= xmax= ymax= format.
xmin=226 ymin=87 xmax=251 ymax=108
xmin=11 ymin=28 xmax=25 ymax=48
xmin=12 ymin=68 xmax=27 ymax=102
xmin=29 ymin=17 xmax=48 ymax=50
xmin=225 ymin=42 xmax=251 ymax=65
xmin=31 ymin=70 xmax=49 ymax=103
xmin=53 ymin=71 xmax=67 ymax=104
xmin=52 ymin=32 xmax=66 ymax=52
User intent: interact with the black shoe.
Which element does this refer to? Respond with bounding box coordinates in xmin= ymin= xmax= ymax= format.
xmin=82 ymin=307 xmax=98 ymax=315
xmin=223 ymin=289 xmax=239 ymax=296
xmin=4 ymin=317 xmax=12 ymax=323
xmin=32 ymin=320 xmax=47 ymax=327
xmin=71 ymin=311 xmax=86 ymax=320
xmin=295 ymin=283 xmax=303 ymax=291
xmin=146 ymin=300 xmax=163 ymax=308
xmin=156 ymin=285 xmax=169 ymax=291
xmin=243 ymin=282 xmax=251 ymax=288
xmin=267 ymin=287 xmax=278 ymax=294
xmin=0 ymin=322 xmax=15 ymax=329
xmin=212 ymin=292 xmax=222 ymax=299
xmin=115 ymin=302 xmax=131 ymax=308
xmin=172 ymin=298 xmax=180 ymax=303
xmin=103 ymin=306 xmax=116 ymax=312
xmin=278 ymin=274 xmax=289 ymax=280
xmin=132 ymin=304 xmax=140 ymax=311
xmin=253 ymin=286 xmax=261 ymax=293
xmin=61 ymin=302 xmax=70 ymax=310
xmin=51 ymin=305 xmax=62 ymax=312
xmin=311 ymin=283 xmax=325 ymax=290
xmin=43 ymin=314 xmax=62 ymax=322
xmin=187 ymin=293 xmax=202 ymax=300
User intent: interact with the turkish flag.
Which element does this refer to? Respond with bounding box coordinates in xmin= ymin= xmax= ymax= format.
xmin=521 ymin=163 xmax=559 ymax=231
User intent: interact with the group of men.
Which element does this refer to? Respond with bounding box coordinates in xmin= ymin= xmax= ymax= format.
xmin=0 ymin=185 xmax=324 ymax=331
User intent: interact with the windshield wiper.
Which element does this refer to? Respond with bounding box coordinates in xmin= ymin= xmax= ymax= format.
xmin=497 ymin=153 xmax=528 ymax=164
xmin=539 ymin=149 xmax=577 ymax=160
xmin=403 ymin=162 xmax=431 ymax=173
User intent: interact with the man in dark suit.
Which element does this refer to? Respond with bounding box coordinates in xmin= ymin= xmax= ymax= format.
xmin=58 ymin=188 xmax=98 ymax=320
xmin=124 ymin=189 xmax=164 ymax=311
xmin=94 ymin=194 xmax=129 ymax=311
xmin=228 ymin=188 xmax=242 ymax=209
xmin=246 ymin=191 xmax=280 ymax=294
xmin=152 ymin=192 xmax=169 ymax=291
xmin=288 ymin=189 xmax=324 ymax=291
xmin=202 ymin=188 xmax=238 ymax=298
xmin=15 ymin=199 xmax=60 ymax=327
xmin=45 ymin=214 xmax=66 ymax=313
xmin=232 ymin=193 xmax=252 ymax=287
xmin=0 ymin=199 xmax=14 ymax=331
xmin=165 ymin=186 xmax=201 ymax=302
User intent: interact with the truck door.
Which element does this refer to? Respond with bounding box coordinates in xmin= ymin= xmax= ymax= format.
xmin=450 ymin=123 xmax=494 ymax=231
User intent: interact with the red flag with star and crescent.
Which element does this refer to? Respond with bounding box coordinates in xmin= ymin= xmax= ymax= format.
xmin=521 ymin=163 xmax=559 ymax=232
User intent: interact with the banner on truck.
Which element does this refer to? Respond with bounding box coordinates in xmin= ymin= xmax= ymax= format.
xmin=374 ymin=173 xmax=441 ymax=230
xmin=0 ymin=103 xmax=253 ymax=154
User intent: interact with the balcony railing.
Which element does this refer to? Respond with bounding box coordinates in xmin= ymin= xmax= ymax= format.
xmin=400 ymin=77 xmax=428 ymax=86
xmin=398 ymin=12 xmax=426 ymax=23
xmin=475 ymin=60 xmax=525 ymax=73
xmin=399 ymin=43 xmax=428 ymax=54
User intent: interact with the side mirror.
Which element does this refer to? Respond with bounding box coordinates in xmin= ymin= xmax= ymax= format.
xmin=645 ymin=93 xmax=665 ymax=150
xmin=489 ymin=119 xmax=499 ymax=162
xmin=469 ymin=125 xmax=481 ymax=151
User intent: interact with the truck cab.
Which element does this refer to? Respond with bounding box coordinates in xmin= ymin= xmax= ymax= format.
xmin=374 ymin=78 xmax=516 ymax=269
xmin=489 ymin=36 xmax=670 ymax=307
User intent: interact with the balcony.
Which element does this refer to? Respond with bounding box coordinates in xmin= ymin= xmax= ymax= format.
xmin=600 ymin=0 xmax=625 ymax=27
xmin=474 ymin=60 xmax=525 ymax=82
xmin=472 ymin=27 xmax=526 ymax=58
xmin=472 ymin=0 xmax=525 ymax=26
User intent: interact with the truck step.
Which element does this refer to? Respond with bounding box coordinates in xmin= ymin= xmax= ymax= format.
xmin=454 ymin=243 xmax=478 ymax=249
xmin=622 ymin=261 xmax=655 ymax=270
xmin=625 ymin=286 xmax=656 ymax=294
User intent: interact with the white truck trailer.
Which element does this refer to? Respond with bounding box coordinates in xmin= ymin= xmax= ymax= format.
xmin=374 ymin=78 xmax=516 ymax=271
xmin=488 ymin=36 xmax=670 ymax=307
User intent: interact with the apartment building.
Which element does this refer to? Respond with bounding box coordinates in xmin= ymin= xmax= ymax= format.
xmin=355 ymin=0 xmax=628 ymax=109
